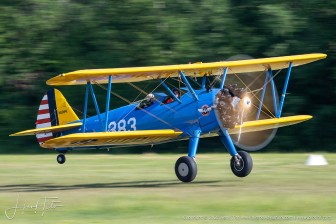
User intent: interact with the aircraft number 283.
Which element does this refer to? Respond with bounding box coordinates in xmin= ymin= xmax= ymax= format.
xmin=108 ymin=117 xmax=136 ymax=132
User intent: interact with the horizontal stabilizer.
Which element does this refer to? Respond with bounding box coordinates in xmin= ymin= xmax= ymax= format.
xmin=10 ymin=123 xmax=82 ymax=136
xmin=228 ymin=115 xmax=312 ymax=135
xmin=40 ymin=129 xmax=183 ymax=149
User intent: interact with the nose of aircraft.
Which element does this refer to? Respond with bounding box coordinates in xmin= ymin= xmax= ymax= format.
xmin=213 ymin=83 xmax=277 ymax=151
xmin=214 ymin=85 xmax=247 ymax=129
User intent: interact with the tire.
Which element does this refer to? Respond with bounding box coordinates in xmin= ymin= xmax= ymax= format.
xmin=57 ymin=154 xmax=66 ymax=164
xmin=230 ymin=151 xmax=253 ymax=177
xmin=175 ymin=156 xmax=197 ymax=182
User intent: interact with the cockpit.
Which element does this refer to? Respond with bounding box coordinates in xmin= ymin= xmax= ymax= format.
xmin=137 ymin=89 xmax=182 ymax=109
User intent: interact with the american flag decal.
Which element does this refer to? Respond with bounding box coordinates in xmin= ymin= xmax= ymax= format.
xmin=35 ymin=93 xmax=54 ymax=144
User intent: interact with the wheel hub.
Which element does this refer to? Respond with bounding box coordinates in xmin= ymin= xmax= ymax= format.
xmin=233 ymin=155 xmax=244 ymax=171
xmin=178 ymin=163 xmax=189 ymax=177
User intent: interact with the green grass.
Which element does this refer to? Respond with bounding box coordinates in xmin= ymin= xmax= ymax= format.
xmin=0 ymin=153 xmax=335 ymax=223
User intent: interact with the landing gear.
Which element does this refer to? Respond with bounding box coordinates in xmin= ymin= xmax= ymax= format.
xmin=174 ymin=129 xmax=200 ymax=183
xmin=56 ymin=154 xmax=66 ymax=164
xmin=230 ymin=151 xmax=253 ymax=177
xmin=175 ymin=156 xmax=197 ymax=182
xmin=218 ymin=129 xmax=253 ymax=177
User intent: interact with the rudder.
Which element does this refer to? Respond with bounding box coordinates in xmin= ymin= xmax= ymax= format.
xmin=35 ymin=89 xmax=79 ymax=144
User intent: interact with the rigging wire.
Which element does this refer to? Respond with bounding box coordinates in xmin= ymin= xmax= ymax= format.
xmin=132 ymin=81 xmax=151 ymax=103
xmin=237 ymin=68 xmax=283 ymax=118
xmin=93 ymin=81 xmax=177 ymax=129
xmin=233 ymin=71 xmax=276 ymax=118
xmin=72 ymin=106 xmax=91 ymax=118
xmin=127 ymin=82 xmax=177 ymax=113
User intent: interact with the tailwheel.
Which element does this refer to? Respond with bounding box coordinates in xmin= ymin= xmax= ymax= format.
xmin=230 ymin=151 xmax=253 ymax=177
xmin=175 ymin=156 xmax=197 ymax=182
xmin=57 ymin=154 xmax=66 ymax=164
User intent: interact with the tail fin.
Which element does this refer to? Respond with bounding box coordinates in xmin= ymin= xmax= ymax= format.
xmin=35 ymin=89 xmax=79 ymax=144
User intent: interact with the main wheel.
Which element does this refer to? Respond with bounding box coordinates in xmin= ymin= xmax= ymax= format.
xmin=57 ymin=154 xmax=66 ymax=164
xmin=175 ymin=156 xmax=197 ymax=182
xmin=230 ymin=151 xmax=253 ymax=177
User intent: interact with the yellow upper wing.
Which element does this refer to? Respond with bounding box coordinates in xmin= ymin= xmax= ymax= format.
xmin=47 ymin=53 xmax=326 ymax=85
xmin=41 ymin=129 xmax=183 ymax=149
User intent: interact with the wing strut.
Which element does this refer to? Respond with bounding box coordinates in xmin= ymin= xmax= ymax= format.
xmin=82 ymin=80 xmax=112 ymax=133
xmin=160 ymin=79 xmax=181 ymax=103
xmin=277 ymin=62 xmax=293 ymax=117
xmin=201 ymin=75 xmax=207 ymax=89
xmin=268 ymin=68 xmax=278 ymax=116
xmin=256 ymin=62 xmax=293 ymax=119
xmin=256 ymin=71 xmax=269 ymax=120
xmin=82 ymin=82 xmax=90 ymax=133
xmin=104 ymin=75 xmax=112 ymax=131
xmin=88 ymin=82 xmax=103 ymax=129
xmin=179 ymin=71 xmax=199 ymax=101
xmin=219 ymin=67 xmax=228 ymax=89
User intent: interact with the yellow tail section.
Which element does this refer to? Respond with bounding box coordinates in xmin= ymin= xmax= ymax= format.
xmin=54 ymin=89 xmax=79 ymax=125
xmin=10 ymin=89 xmax=80 ymax=145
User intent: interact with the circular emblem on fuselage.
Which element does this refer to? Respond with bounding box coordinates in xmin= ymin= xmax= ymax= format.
xmin=198 ymin=104 xmax=212 ymax=116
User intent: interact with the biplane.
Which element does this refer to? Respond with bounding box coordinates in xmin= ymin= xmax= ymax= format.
xmin=10 ymin=53 xmax=326 ymax=182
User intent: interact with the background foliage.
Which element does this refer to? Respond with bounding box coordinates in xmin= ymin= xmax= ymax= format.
xmin=0 ymin=0 xmax=335 ymax=153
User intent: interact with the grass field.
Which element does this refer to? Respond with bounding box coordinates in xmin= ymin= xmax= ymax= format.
xmin=0 ymin=153 xmax=335 ymax=223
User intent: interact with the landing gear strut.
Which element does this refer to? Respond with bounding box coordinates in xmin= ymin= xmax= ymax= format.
xmin=219 ymin=129 xmax=253 ymax=177
xmin=175 ymin=129 xmax=201 ymax=183
xmin=56 ymin=154 xmax=66 ymax=164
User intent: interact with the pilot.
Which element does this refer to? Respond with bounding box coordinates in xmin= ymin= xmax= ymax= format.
xmin=173 ymin=88 xmax=180 ymax=98
xmin=165 ymin=88 xmax=180 ymax=104
xmin=138 ymin=93 xmax=155 ymax=108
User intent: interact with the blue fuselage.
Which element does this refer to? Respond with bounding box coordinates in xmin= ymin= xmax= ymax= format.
xmin=68 ymin=89 xmax=221 ymax=139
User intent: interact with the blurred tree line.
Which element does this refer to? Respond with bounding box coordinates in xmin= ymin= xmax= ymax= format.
xmin=0 ymin=0 xmax=335 ymax=153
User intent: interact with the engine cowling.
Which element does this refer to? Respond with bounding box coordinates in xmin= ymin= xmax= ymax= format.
xmin=214 ymin=84 xmax=249 ymax=129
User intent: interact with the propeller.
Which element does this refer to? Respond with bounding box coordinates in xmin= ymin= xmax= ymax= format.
xmin=214 ymin=55 xmax=278 ymax=151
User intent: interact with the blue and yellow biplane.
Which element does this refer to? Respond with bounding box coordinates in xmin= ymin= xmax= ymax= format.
xmin=11 ymin=53 xmax=326 ymax=182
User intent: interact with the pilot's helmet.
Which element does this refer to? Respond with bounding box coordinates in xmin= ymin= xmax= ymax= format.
xmin=172 ymin=88 xmax=180 ymax=95
xmin=146 ymin=93 xmax=154 ymax=99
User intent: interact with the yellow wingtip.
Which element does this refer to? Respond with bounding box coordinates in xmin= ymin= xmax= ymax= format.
xmin=9 ymin=123 xmax=82 ymax=137
xmin=9 ymin=130 xmax=33 ymax=136
xmin=229 ymin=115 xmax=313 ymax=135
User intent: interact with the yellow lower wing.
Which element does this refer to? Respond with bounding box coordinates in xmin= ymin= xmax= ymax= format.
xmin=10 ymin=123 xmax=82 ymax=136
xmin=228 ymin=115 xmax=312 ymax=134
xmin=41 ymin=129 xmax=183 ymax=149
